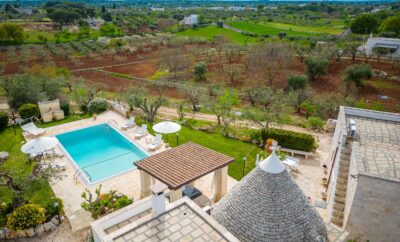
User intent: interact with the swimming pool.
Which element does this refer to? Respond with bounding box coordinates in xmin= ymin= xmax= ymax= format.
xmin=56 ymin=123 xmax=148 ymax=184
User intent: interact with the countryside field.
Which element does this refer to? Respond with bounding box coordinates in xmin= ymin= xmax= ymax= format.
xmin=227 ymin=21 xmax=345 ymax=37
xmin=176 ymin=25 xmax=258 ymax=44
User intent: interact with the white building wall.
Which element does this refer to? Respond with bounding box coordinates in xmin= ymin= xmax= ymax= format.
xmin=365 ymin=37 xmax=400 ymax=56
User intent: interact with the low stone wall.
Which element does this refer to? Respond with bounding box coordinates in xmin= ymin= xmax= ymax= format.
xmin=0 ymin=216 xmax=65 ymax=240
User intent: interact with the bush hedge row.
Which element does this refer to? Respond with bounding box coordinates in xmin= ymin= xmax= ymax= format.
xmin=254 ymin=128 xmax=316 ymax=152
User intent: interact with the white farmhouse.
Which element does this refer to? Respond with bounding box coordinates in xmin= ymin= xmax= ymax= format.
xmin=364 ymin=36 xmax=400 ymax=57
xmin=180 ymin=15 xmax=199 ymax=26
xmin=86 ymin=17 xmax=105 ymax=30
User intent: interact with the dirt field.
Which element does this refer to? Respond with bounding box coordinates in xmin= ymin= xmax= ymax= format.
xmin=1 ymin=43 xmax=399 ymax=111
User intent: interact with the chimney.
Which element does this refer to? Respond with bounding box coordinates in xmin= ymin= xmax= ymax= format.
xmin=151 ymin=183 xmax=168 ymax=216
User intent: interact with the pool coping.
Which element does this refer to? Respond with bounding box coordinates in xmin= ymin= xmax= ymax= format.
xmin=55 ymin=122 xmax=150 ymax=186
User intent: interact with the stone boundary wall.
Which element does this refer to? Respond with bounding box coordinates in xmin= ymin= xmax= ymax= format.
xmin=0 ymin=215 xmax=65 ymax=240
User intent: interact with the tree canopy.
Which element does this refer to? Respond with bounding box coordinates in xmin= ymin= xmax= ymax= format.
xmin=0 ymin=23 xmax=25 ymax=43
xmin=379 ymin=16 xmax=400 ymax=35
xmin=350 ymin=14 xmax=379 ymax=34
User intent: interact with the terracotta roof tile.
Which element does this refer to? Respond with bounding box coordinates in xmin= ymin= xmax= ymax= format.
xmin=136 ymin=142 xmax=235 ymax=189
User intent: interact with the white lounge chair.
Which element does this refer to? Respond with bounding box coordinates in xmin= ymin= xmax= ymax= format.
xmin=43 ymin=149 xmax=64 ymax=158
xmin=121 ymin=117 xmax=136 ymax=130
xmin=148 ymin=134 xmax=163 ymax=151
xmin=134 ymin=124 xmax=148 ymax=139
xmin=21 ymin=122 xmax=45 ymax=136
xmin=41 ymin=161 xmax=67 ymax=170
xmin=282 ymin=156 xmax=300 ymax=172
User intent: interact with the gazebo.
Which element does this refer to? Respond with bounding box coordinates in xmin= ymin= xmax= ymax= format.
xmin=211 ymin=147 xmax=327 ymax=242
xmin=135 ymin=142 xmax=234 ymax=203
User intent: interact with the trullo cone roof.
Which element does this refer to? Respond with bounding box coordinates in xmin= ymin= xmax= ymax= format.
xmin=212 ymin=151 xmax=327 ymax=242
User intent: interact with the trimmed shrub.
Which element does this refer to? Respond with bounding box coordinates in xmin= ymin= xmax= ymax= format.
xmin=7 ymin=204 xmax=46 ymax=230
xmin=308 ymin=116 xmax=324 ymax=130
xmin=18 ymin=104 xmax=39 ymax=119
xmin=305 ymin=57 xmax=329 ymax=81
xmin=288 ymin=75 xmax=308 ymax=90
xmin=0 ymin=112 xmax=8 ymax=131
xmin=258 ymin=128 xmax=316 ymax=152
xmin=88 ymin=98 xmax=107 ymax=114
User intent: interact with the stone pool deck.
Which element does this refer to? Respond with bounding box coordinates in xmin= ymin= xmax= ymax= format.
xmin=34 ymin=111 xmax=239 ymax=232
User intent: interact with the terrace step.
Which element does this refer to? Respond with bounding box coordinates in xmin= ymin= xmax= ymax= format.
xmin=334 ymin=195 xmax=346 ymax=204
xmin=332 ymin=211 xmax=344 ymax=219
xmin=332 ymin=217 xmax=344 ymax=227
xmin=333 ymin=202 xmax=345 ymax=211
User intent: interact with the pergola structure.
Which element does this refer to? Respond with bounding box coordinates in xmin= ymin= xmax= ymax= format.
xmin=136 ymin=142 xmax=234 ymax=203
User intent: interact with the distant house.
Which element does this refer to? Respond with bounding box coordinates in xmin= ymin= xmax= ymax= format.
xmin=364 ymin=36 xmax=400 ymax=57
xmin=86 ymin=17 xmax=105 ymax=30
xmin=180 ymin=15 xmax=199 ymax=26
xmin=150 ymin=7 xmax=164 ymax=11
xmin=15 ymin=7 xmax=32 ymax=15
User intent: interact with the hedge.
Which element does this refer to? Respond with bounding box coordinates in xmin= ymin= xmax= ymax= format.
xmin=259 ymin=128 xmax=316 ymax=152
xmin=18 ymin=103 xmax=39 ymax=119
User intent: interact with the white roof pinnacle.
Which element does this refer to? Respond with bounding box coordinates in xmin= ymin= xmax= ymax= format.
xmin=259 ymin=150 xmax=286 ymax=174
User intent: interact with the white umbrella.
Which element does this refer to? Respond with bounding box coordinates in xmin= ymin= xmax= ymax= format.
xmin=21 ymin=137 xmax=59 ymax=155
xmin=153 ymin=120 xmax=181 ymax=134
xmin=153 ymin=120 xmax=181 ymax=144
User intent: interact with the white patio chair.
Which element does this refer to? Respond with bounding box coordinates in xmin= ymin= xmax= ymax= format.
xmin=148 ymin=134 xmax=163 ymax=151
xmin=21 ymin=122 xmax=45 ymax=136
xmin=134 ymin=124 xmax=148 ymax=139
xmin=282 ymin=156 xmax=300 ymax=172
xmin=121 ymin=117 xmax=136 ymax=130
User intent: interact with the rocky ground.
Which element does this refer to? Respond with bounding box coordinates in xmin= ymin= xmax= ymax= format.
xmin=17 ymin=220 xmax=88 ymax=242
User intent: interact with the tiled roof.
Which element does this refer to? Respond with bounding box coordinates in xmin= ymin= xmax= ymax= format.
xmin=136 ymin=142 xmax=235 ymax=189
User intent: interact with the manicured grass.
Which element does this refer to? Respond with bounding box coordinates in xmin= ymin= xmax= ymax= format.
xmin=228 ymin=21 xmax=344 ymax=37
xmin=176 ymin=25 xmax=258 ymax=45
xmin=0 ymin=127 xmax=54 ymax=225
xmin=35 ymin=113 xmax=91 ymax=128
xmin=25 ymin=30 xmax=56 ymax=43
xmin=141 ymin=118 xmax=262 ymax=180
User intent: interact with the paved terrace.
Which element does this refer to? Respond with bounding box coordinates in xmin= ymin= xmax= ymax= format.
xmin=346 ymin=113 xmax=400 ymax=181
xmin=33 ymin=111 xmax=239 ymax=232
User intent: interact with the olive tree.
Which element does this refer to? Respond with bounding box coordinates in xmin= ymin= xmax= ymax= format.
xmin=123 ymin=86 xmax=167 ymax=123
xmin=343 ymin=64 xmax=372 ymax=92
xmin=241 ymin=87 xmax=292 ymax=131
xmin=179 ymin=83 xmax=204 ymax=112
xmin=304 ymin=57 xmax=329 ymax=81
xmin=248 ymin=43 xmax=291 ymax=86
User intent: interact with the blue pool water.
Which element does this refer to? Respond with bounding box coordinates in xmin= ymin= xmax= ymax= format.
xmin=56 ymin=123 xmax=148 ymax=183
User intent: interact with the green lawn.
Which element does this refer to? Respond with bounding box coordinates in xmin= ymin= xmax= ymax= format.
xmin=176 ymin=25 xmax=258 ymax=45
xmin=141 ymin=118 xmax=262 ymax=180
xmin=35 ymin=113 xmax=91 ymax=128
xmin=228 ymin=21 xmax=344 ymax=37
xmin=0 ymin=127 xmax=54 ymax=225
xmin=25 ymin=30 xmax=56 ymax=43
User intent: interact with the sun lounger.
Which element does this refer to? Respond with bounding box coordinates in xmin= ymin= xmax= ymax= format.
xmin=134 ymin=124 xmax=148 ymax=139
xmin=41 ymin=161 xmax=67 ymax=170
xmin=21 ymin=122 xmax=45 ymax=136
xmin=43 ymin=149 xmax=64 ymax=158
xmin=121 ymin=117 xmax=136 ymax=130
xmin=148 ymin=134 xmax=163 ymax=151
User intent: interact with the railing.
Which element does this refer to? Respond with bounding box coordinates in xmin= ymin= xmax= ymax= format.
xmin=74 ymin=168 xmax=92 ymax=182
xmin=107 ymin=119 xmax=118 ymax=128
